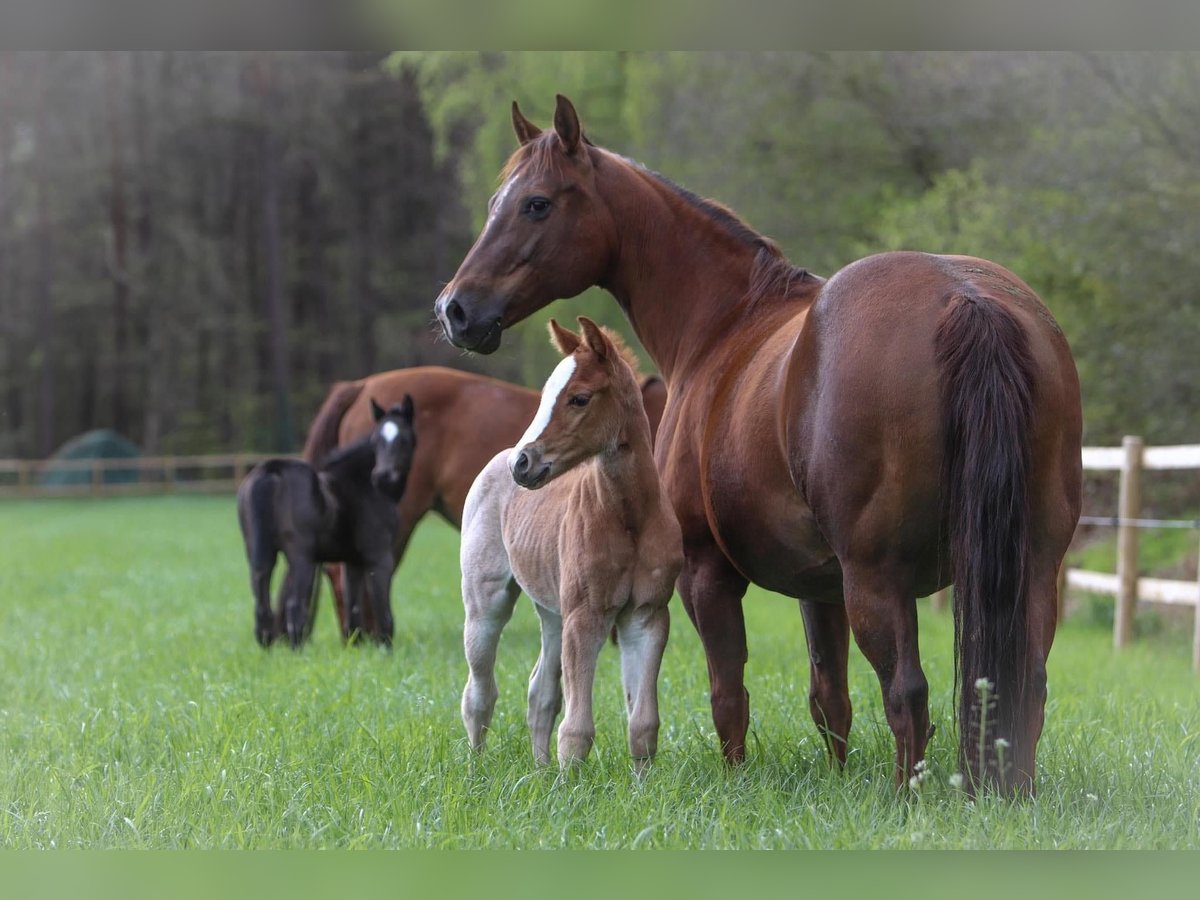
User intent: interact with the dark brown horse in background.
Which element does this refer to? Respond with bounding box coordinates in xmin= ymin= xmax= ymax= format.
xmin=434 ymin=95 xmax=1082 ymax=794
xmin=302 ymin=365 xmax=668 ymax=639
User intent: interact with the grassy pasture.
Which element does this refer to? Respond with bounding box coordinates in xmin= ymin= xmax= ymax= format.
xmin=0 ymin=497 xmax=1197 ymax=848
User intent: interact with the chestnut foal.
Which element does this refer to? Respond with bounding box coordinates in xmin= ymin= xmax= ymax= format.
xmin=459 ymin=318 xmax=682 ymax=767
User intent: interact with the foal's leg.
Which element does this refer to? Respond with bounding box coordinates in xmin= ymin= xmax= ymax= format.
xmin=678 ymin=543 xmax=752 ymax=763
xmin=250 ymin=555 xmax=277 ymax=647
xmin=527 ymin=603 xmax=564 ymax=765
xmin=842 ymin=564 xmax=929 ymax=788
xmin=800 ymin=599 xmax=853 ymax=767
xmin=461 ymin=573 xmax=520 ymax=751
xmin=342 ymin=565 xmax=367 ymax=642
xmin=615 ymin=603 xmax=670 ymax=767
xmin=557 ymin=601 xmax=619 ymax=765
xmin=283 ymin=556 xmax=319 ymax=649
xmin=366 ymin=562 xmax=395 ymax=647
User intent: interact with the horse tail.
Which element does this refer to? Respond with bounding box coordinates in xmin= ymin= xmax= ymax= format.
xmin=935 ymin=292 xmax=1037 ymax=791
xmin=302 ymin=380 xmax=365 ymax=465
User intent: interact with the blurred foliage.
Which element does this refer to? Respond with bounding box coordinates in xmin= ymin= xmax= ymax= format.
xmin=3 ymin=52 xmax=1199 ymax=466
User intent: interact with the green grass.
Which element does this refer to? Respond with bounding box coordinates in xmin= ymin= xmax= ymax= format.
xmin=1 ymin=497 xmax=1197 ymax=848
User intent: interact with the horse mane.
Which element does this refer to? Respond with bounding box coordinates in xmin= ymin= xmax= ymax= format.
xmin=318 ymin=432 xmax=372 ymax=473
xmin=599 ymin=326 xmax=644 ymax=381
xmin=503 ymin=133 xmax=815 ymax=308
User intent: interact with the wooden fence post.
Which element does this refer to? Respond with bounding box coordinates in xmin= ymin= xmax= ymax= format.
xmin=1193 ymin=532 xmax=1200 ymax=674
xmin=1114 ymin=435 xmax=1143 ymax=650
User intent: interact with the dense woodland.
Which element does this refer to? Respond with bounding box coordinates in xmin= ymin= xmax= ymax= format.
xmin=1 ymin=51 xmax=1197 ymax=458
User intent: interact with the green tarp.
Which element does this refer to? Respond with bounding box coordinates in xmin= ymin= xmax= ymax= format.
xmin=37 ymin=430 xmax=142 ymax=486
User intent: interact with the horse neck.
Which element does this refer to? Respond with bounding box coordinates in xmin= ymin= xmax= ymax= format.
xmin=319 ymin=438 xmax=373 ymax=494
xmin=596 ymin=155 xmax=768 ymax=383
xmin=588 ymin=399 xmax=661 ymax=529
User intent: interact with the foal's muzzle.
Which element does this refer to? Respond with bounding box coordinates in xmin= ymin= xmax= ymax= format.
xmin=435 ymin=289 xmax=504 ymax=354
xmin=510 ymin=449 xmax=551 ymax=489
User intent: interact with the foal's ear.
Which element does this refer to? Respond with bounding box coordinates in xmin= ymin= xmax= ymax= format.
xmin=553 ymin=94 xmax=582 ymax=156
xmin=512 ymin=101 xmax=542 ymax=146
xmin=548 ymin=318 xmax=582 ymax=356
xmin=370 ymin=397 xmax=385 ymax=422
xmin=399 ymin=393 xmax=415 ymax=422
xmin=577 ymin=316 xmax=611 ymax=362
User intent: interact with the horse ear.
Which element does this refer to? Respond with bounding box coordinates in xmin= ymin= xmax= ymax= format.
xmin=553 ymin=94 xmax=581 ymax=156
xmin=577 ymin=316 xmax=611 ymax=362
xmin=370 ymin=397 xmax=385 ymax=422
xmin=400 ymin=394 xmax=415 ymax=422
xmin=512 ymin=101 xmax=542 ymax=146
xmin=548 ymin=318 xmax=581 ymax=356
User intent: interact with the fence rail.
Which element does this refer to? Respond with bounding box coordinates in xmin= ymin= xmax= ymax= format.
xmin=0 ymin=453 xmax=288 ymax=499
xmin=6 ymin=438 xmax=1199 ymax=670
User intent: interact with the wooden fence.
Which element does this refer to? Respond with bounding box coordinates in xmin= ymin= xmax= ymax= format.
xmin=6 ymin=439 xmax=1199 ymax=670
xmin=927 ymin=437 xmax=1200 ymax=672
xmin=0 ymin=453 xmax=285 ymax=499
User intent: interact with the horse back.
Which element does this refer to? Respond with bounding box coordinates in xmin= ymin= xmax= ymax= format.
xmin=337 ymin=367 xmax=540 ymax=528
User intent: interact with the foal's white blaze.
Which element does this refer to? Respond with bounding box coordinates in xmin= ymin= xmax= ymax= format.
xmin=509 ymin=355 xmax=576 ymax=466
xmin=380 ymin=421 xmax=400 ymax=444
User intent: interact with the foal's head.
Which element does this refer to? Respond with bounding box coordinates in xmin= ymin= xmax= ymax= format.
xmin=509 ymin=317 xmax=644 ymax=489
xmin=368 ymin=395 xmax=416 ymax=499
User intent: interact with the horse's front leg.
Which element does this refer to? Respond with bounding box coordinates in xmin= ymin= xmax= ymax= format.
xmin=557 ymin=599 xmax=618 ymax=765
xmin=678 ymin=541 xmax=751 ymax=763
xmin=615 ymin=602 xmax=670 ymax=767
xmin=365 ymin=558 xmax=395 ymax=647
xmin=342 ymin=565 xmax=367 ymax=643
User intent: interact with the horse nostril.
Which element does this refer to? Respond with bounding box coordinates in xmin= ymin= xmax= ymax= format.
xmin=514 ymin=451 xmax=530 ymax=477
xmin=446 ymin=298 xmax=466 ymax=327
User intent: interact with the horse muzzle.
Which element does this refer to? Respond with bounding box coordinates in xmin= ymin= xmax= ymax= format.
xmin=510 ymin=448 xmax=552 ymax=489
xmin=435 ymin=289 xmax=504 ymax=354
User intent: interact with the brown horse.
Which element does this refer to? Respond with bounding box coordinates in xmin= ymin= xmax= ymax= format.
xmin=459 ymin=318 xmax=682 ymax=767
xmin=302 ymin=365 xmax=668 ymax=640
xmin=433 ymin=95 xmax=1082 ymax=794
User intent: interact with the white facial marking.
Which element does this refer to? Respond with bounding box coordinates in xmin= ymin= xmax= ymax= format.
xmin=509 ymin=355 xmax=576 ymax=466
xmin=486 ymin=175 xmax=518 ymax=229
xmin=381 ymin=421 xmax=400 ymax=444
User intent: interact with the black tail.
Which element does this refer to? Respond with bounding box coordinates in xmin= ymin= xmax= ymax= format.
xmin=301 ymin=380 xmax=365 ymax=465
xmin=935 ymin=292 xmax=1036 ymax=791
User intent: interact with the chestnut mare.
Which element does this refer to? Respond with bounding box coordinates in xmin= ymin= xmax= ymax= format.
xmin=434 ymin=96 xmax=1082 ymax=794
xmin=302 ymin=365 xmax=668 ymax=641
xmin=459 ymin=318 xmax=682 ymax=767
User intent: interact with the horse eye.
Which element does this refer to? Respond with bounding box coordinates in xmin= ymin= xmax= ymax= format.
xmin=567 ymin=394 xmax=590 ymax=407
xmin=524 ymin=196 xmax=551 ymax=218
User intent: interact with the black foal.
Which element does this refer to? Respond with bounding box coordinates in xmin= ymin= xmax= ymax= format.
xmin=237 ymin=396 xmax=416 ymax=647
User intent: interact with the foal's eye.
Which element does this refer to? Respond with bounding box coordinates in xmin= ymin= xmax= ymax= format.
xmin=523 ymin=196 xmax=552 ymax=219
xmin=567 ymin=394 xmax=590 ymax=408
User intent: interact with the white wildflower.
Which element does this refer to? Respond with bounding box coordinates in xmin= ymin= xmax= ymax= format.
xmin=948 ymin=773 xmax=965 ymax=790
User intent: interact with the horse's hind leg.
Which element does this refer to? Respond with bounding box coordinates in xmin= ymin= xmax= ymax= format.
xmin=615 ymin=603 xmax=670 ymax=767
xmin=283 ymin=557 xmax=318 ymax=649
xmin=461 ymin=573 xmax=520 ymax=751
xmin=527 ymin=604 xmax=564 ymax=765
xmin=800 ymin=599 xmax=853 ymax=767
xmin=842 ymin=564 xmax=929 ymax=788
xmin=558 ymin=600 xmax=619 ymax=765
xmin=250 ymin=558 xmax=277 ymax=647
